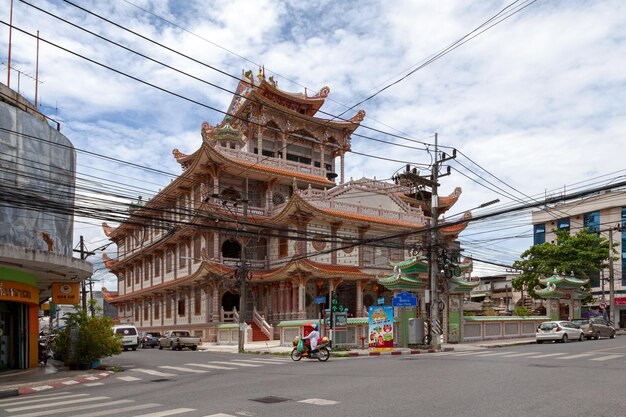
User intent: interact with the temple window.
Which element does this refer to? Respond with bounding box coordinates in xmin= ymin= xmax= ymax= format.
xmin=134 ymin=304 xmax=139 ymax=321
xmin=154 ymin=302 xmax=160 ymax=319
xmin=179 ymin=243 xmax=187 ymax=268
xmin=145 ymin=260 xmax=151 ymax=281
xmin=193 ymin=235 xmax=202 ymax=262
xmin=279 ymin=238 xmax=288 ymax=258
xmin=194 ymin=288 xmax=201 ymax=315
xmin=221 ymin=187 xmax=241 ymax=201
xmin=143 ymin=304 xmax=149 ymax=320
xmin=166 ymin=297 xmax=172 ymax=318
xmin=222 ymin=238 xmax=241 ymax=259
xmin=135 ymin=265 xmax=141 ymax=284
xmin=166 ymin=250 xmax=173 ymax=273
xmin=155 ymin=256 xmax=161 ymax=276
xmin=178 ymin=298 xmax=186 ymax=316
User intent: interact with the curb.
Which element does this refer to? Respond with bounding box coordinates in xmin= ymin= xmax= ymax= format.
xmin=331 ymin=348 xmax=447 ymax=357
xmin=15 ymin=372 xmax=113 ymax=396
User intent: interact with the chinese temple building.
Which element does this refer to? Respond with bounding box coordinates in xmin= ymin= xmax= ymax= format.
xmin=534 ymin=273 xmax=589 ymax=321
xmin=101 ymin=68 xmax=469 ymax=346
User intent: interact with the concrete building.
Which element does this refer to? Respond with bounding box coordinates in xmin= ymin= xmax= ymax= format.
xmin=532 ymin=191 xmax=626 ymax=327
xmin=0 ymin=83 xmax=92 ymax=370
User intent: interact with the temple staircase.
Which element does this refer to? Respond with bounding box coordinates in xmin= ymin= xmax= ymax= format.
xmin=251 ymin=322 xmax=270 ymax=342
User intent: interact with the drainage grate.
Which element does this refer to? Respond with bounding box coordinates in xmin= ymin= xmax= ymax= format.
xmin=150 ymin=378 xmax=171 ymax=382
xmin=250 ymin=396 xmax=290 ymax=404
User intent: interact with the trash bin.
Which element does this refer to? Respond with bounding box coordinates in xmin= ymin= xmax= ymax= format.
xmin=408 ymin=318 xmax=425 ymax=344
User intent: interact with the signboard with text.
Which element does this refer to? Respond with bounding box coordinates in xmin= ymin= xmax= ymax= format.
xmin=368 ymin=305 xmax=394 ymax=351
xmin=52 ymin=282 xmax=80 ymax=305
xmin=0 ymin=280 xmax=38 ymax=304
xmin=392 ymin=291 xmax=417 ymax=307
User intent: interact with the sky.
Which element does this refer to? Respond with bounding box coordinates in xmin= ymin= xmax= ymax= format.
xmin=1 ymin=0 xmax=625 ymax=289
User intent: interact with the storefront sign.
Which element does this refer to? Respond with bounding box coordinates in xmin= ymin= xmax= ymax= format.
xmin=52 ymin=282 xmax=80 ymax=305
xmin=614 ymin=297 xmax=626 ymax=305
xmin=368 ymin=305 xmax=394 ymax=351
xmin=0 ymin=280 xmax=38 ymax=304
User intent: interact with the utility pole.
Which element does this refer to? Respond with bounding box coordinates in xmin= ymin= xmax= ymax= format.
xmin=608 ymin=227 xmax=615 ymax=326
xmin=238 ymin=178 xmax=249 ymax=354
xmin=74 ymin=236 xmax=95 ymax=312
xmin=430 ymin=133 xmax=440 ymax=349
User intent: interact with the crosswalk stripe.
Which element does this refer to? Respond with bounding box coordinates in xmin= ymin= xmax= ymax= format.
xmin=202 ymin=414 xmax=237 ymax=417
xmin=6 ymin=396 xmax=109 ymax=412
xmin=62 ymin=380 xmax=80 ymax=385
xmin=0 ymin=393 xmax=87 ymax=407
xmin=299 ymin=398 xmax=340 ymax=405
xmin=117 ymin=376 xmax=142 ymax=381
xmin=133 ymin=408 xmax=195 ymax=417
xmin=185 ymin=363 xmax=235 ymax=370
xmin=159 ymin=365 xmax=209 ymax=373
xmin=501 ymin=352 xmax=540 ymax=358
xmin=208 ymin=361 xmax=262 ymax=367
xmin=556 ymin=353 xmax=595 ymax=360
xmin=476 ymin=351 xmax=513 ymax=357
xmin=231 ymin=359 xmax=285 ymax=365
xmin=527 ymin=353 xmax=566 ymax=359
xmin=70 ymin=403 xmax=160 ymax=417
xmin=0 ymin=391 xmax=72 ymax=405
xmin=446 ymin=351 xmax=488 ymax=356
xmin=590 ymin=355 xmax=623 ymax=361
xmin=6 ymin=399 xmax=133 ymax=417
xmin=131 ymin=368 xmax=176 ymax=377
xmin=84 ymin=382 xmax=104 ymax=387
xmin=30 ymin=386 xmax=53 ymax=391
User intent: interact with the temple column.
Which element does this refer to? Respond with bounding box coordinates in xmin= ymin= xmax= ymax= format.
xmin=173 ymin=292 xmax=178 ymax=326
xmin=212 ymin=286 xmax=220 ymax=322
xmin=356 ymin=280 xmax=364 ymax=317
xmin=149 ymin=297 xmax=153 ymax=327
xmin=188 ymin=289 xmax=192 ymax=324
xmin=292 ymin=283 xmax=298 ymax=319
xmin=279 ymin=281 xmax=285 ymax=320
xmin=160 ymin=297 xmax=164 ymax=327
xmin=298 ymin=279 xmax=306 ymax=319
xmin=320 ymin=144 xmax=325 ymax=170
xmin=257 ymin=124 xmax=263 ymax=156
xmin=340 ymin=151 xmax=345 ymax=184
xmin=205 ymin=285 xmax=211 ymax=323
xmin=273 ymin=284 xmax=280 ymax=321
xmin=284 ymin=282 xmax=292 ymax=318
xmin=330 ymin=223 xmax=340 ymax=264
xmin=281 ymin=133 xmax=287 ymax=159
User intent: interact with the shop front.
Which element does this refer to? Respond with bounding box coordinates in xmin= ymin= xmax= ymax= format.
xmin=0 ymin=272 xmax=40 ymax=370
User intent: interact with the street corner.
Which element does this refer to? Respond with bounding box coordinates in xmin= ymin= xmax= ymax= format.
xmin=17 ymin=371 xmax=113 ymax=396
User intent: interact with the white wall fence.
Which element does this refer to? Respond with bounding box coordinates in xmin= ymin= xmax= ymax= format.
xmin=462 ymin=316 xmax=549 ymax=342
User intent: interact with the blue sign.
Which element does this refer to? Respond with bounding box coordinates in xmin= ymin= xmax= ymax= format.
xmin=377 ymin=297 xmax=385 ymax=305
xmin=392 ymin=291 xmax=417 ymax=307
xmin=314 ymin=297 xmax=327 ymax=304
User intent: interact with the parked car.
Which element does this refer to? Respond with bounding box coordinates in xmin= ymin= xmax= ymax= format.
xmin=112 ymin=325 xmax=139 ymax=351
xmin=158 ymin=330 xmax=200 ymax=351
xmin=536 ymin=321 xmax=584 ymax=343
xmin=139 ymin=332 xmax=162 ymax=349
xmin=572 ymin=317 xmax=616 ymax=340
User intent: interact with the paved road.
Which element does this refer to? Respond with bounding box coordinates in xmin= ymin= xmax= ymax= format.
xmin=3 ymin=338 xmax=626 ymax=417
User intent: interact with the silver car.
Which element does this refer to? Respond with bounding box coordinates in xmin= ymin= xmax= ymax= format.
xmin=536 ymin=321 xmax=584 ymax=343
xmin=572 ymin=318 xmax=616 ymax=340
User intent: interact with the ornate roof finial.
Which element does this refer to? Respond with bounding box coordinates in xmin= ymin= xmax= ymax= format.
xmin=257 ymin=66 xmax=265 ymax=80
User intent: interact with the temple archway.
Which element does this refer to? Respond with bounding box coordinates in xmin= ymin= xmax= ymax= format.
xmin=221 ymin=291 xmax=240 ymax=313
xmin=222 ymin=239 xmax=241 ymax=259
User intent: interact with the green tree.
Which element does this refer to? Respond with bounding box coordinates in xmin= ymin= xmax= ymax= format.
xmin=512 ymin=228 xmax=615 ymax=300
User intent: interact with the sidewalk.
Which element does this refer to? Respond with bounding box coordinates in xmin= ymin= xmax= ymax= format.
xmin=0 ymin=336 xmax=537 ymax=398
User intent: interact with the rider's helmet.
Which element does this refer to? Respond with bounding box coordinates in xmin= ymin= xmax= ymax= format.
xmin=312 ymin=324 xmax=318 ymax=331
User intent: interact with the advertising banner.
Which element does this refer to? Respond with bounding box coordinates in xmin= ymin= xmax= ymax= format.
xmin=52 ymin=282 xmax=80 ymax=305
xmin=368 ymin=305 xmax=394 ymax=351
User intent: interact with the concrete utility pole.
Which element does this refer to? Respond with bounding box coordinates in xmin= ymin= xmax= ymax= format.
xmin=430 ymin=133 xmax=441 ymax=349
xmin=238 ymin=178 xmax=249 ymax=354
xmin=609 ymin=228 xmax=615 ymax=326
xmin=74 ymin=236 xmax=95 ymax=313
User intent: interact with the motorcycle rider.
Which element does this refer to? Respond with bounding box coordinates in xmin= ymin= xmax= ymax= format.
xmin=302 ymin=324 xmax=320 ymax=356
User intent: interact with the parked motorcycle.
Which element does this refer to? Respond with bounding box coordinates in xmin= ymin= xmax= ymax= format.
xmin=38 ymin=340 xmax=49 ymax=365
xmin=291 ymin=336 xmax=331 ymax=362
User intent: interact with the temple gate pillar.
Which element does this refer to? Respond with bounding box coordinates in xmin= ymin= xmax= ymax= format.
xmin=279 ymin=281 xmax=286 ymax=320
xmin=356 ymin=280 xmax=364 ymax=317
xmin=298 ymin=279 xmax=306 ymax=319
xmin=340 ymin=151 xmax=345 ymax=184
xmin=212 ymin=286 xmax=220 ymax=322
xmin=285 ymin=281 xmax=292 ymax=318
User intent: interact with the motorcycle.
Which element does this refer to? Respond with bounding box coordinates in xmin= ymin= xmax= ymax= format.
xmin=38 ymin=339 xmax=49 ymax=365
xmin=291 ymin=336 xmax=332 ymax=362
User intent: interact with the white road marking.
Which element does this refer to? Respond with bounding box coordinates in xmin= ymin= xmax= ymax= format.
xmin=299 ymin=398 xmax=340 ymax=405
xmin=501 ymin=352 xmax=541 ymax=358
xmin=201 ymin=414 xmax=237 ymax=417
xmin=30 ymin=386 xmax=53 ymax=391
xmin=6 ymin=400 xmax=133 ymax=417
xmin=185 ymin=363 xmax=235 ymax=370
xmin=589 ymin=355 xmax=623 ymax=361
xmin=62 ymin=380 xmax=80 ymax=385
xmin=231 ymin=359 xmax=285 ymax=364
xmin=84 ymin=382 xmax=104 ymax=387
xmin=445 ymin=351 xmax=489 ymax=356
xmin=117 ymin=376 xmax=142 ymax=381
xmin=476 ymin=351 xmax=514 ymax=357
xmin=158 ymin=365 xmax=209 ymax=373
xmin=131 ymin=368 xmax=176 ymax=377
xmin=6 ymin=396 xmax=109 ymax=412
xmin=556 ymin=353 xmax=595 ymax=360
xmin=208 ymin=361 xmax=262 ymax=367
xmin=132 ymin=408 xmax=195 ymax=417
xmin=70 ymin=403 xmax=160 ymax=417
xmin=527 ymin=353 xmax=566 ymax=359
xmin=0 ymin=393 xmax=87 ymax=407
xmin=0 ymin=391 xmax=71 ymax=403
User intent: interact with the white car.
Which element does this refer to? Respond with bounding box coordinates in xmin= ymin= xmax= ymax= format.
xmin=536 ymin=321 xmax=584 ymax=343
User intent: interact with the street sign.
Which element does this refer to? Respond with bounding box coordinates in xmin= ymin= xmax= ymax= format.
xmin=599 ymin=302 xmax=607 ymax=309
xmin=314 ymin=296 xmax=327 ymax=304
xmin=333 ymin=312 xmax=348 ymax=329
xmin=392 ymin=291 xmax=417 ymax=307
xmin=331 ymin=297 xmax=345 ymax=312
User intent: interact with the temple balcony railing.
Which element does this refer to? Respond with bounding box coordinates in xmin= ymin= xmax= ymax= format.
xmin=218 ymin=146 xmax=327 ymax=178
xmin=221 ymin=257 xmax=270 ymax=270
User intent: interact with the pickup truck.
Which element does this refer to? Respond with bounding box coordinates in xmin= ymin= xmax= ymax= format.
xmin=158 ymin=330 xmax=200 ymax=351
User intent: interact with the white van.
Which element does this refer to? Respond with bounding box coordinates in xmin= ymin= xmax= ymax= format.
xmin=112 ymin=325 xmax=139 ymax=351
